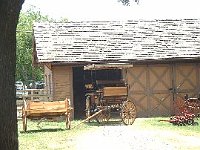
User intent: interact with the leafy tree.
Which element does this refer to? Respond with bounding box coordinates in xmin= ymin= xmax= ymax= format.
xmin=16 ymin=6 xmax=53 ymax=84
xmin=119 ymin=0 xmax=140 ymax=6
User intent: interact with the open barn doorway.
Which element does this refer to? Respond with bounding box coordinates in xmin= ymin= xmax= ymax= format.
xmin=73 ymin=67 xmax=85 ymax=119
xmin=84 ymin=69 xmax=122 ymax=86
xmin=73 ymin=66 xmax=122 ymax=119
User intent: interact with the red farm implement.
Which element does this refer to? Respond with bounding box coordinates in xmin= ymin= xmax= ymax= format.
xmin=160 ymin=109 xmax=195 ymax=126
xmin=160 ymin=94 xmax=200 ymax=126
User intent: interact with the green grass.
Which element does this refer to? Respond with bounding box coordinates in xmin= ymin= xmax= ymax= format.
xmin=18 ymin=120 xmax=99 ymax=150
xmin=18 ymin=117 xmax=200 ymax=150
xmin=132 ymin=117 xmax=200 ymax=136
xmin=131 ymin=117 xmax=200 ymax=150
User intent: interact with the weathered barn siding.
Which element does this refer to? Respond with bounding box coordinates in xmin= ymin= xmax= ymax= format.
xmin=125 ymin=63 xmax=200 ymax=117
xmin=51 ymin=66 xmax=73 ymax=104
xmin=44 ymin=64 xmax=53 ymax=100
xmin=43 ymin=62 xmax=200 ymax=117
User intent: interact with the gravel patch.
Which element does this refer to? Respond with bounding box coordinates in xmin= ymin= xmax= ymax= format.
xmin=76 ymin=126 xmax=178 ymax=150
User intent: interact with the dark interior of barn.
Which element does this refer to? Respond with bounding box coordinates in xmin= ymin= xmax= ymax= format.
xmin=73 ymin=67 xmax=122 ymax=119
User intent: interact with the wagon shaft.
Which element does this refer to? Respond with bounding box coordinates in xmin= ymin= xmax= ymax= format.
xmin=73 ymin=109 xmax=105 ymax=128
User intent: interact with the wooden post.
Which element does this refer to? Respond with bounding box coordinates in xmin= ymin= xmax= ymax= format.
xmin=31 ymin=90 xmax=33 ymax=101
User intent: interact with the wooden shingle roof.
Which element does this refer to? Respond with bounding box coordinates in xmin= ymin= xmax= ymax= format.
xmin=33 ymin=19 xmax=200 ymax=64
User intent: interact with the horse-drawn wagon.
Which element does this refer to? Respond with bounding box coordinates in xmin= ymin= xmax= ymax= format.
xmin=85 ymin=79 xmax=136 ymax=125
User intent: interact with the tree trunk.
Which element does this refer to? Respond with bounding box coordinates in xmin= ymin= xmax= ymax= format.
xmin=0 ymin=0 xmax=24 ymax=149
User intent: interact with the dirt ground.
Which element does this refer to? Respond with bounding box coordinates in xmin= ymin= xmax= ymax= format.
xmin=67 ymin=120 xmax=200 ymax=150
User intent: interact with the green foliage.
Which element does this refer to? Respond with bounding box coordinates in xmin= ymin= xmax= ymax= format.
xmin=118 ymin=0 xmax=139 ymax=6
xmin=134 ymin=117 xmax=200 ymax=136
xmin=16 ymin=6 xmax=53 ymax=83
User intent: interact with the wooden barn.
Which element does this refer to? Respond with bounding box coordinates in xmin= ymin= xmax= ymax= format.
xmin=33 ymin=19 xmax=200 ymax=119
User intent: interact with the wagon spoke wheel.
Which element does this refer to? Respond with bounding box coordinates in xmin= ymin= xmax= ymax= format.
xmin=97 ymin=108 xmax=110 ymax=123
xmin=121 ymin=100 xmax=136 ymax=125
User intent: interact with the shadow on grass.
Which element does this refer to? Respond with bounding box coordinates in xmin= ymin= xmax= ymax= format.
xmin=84 ymin=119 xmax=124 ymax=127
xmin=20 ymin=128 xmax=67 ymax=134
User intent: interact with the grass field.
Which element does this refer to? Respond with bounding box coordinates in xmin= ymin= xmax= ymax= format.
xmin=18 ymin=117 xmax=200 ymax=150
xmin=134 ymin=117 xmax=200 ymax=136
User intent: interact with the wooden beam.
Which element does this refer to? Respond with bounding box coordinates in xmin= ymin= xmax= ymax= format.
xmin=45 ymin=63 xmax=52 ymax=70
xmin=84 ymin=63 xmax=133 ymax=70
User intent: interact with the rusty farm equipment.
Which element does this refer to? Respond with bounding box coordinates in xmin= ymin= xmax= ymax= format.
xmin=183 ymin=94 xmax=200 ymax=117
xmin=160 ymin=109 xmax=195 ymax=126
xmin=160 ymin=94 xmax=200 ymax=126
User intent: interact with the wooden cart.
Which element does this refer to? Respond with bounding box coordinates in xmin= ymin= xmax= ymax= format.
xmin=85 ymin=80 xmax=136 ymax=125
xmin=22 ymin=98 xmax=73 ymax=131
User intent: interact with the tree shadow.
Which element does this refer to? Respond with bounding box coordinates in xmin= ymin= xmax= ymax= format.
xmin=85 ymin=119 xmax=125 ymax=127
xmin=20 ymin=128 xmax=67 ymax=134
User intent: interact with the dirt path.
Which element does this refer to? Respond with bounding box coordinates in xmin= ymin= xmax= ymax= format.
xmin=74 ymin=125 xmax=200 ymax=150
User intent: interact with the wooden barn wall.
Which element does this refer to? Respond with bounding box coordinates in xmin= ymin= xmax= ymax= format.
xmin=124 ymin=63 xmax=200 ymax=117
xmin=44 ymin=65 xmax=53 ymax=100
xmin=51 ymin=66 xmax=73 ymax=107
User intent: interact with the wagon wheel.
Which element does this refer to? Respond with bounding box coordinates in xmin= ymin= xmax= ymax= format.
xmin=97 ymin=108 xmax=110 ymax=123
xmin=22 ymin=106 xmax=27 ymax=132
xmin=121 ymin=100 xmax=136 ymax=125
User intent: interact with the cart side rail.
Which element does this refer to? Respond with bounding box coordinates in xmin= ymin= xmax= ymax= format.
xmin=103 ymin=86 xmax=128 ymax=97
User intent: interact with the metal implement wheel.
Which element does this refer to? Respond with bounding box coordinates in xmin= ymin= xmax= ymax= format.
xmin=121 ymin=100 xmax=136 ymax=125
xmin=187 ymin=119 xmax=194 ymax=125
xmin=178 ymin=122 xmax=185 ymax=126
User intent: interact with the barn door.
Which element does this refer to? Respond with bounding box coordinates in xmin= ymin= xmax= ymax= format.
xmin=126 ymin=66 xmax=148 ymax=117
xmin=148 ymin=65 xmax=173 ymax=117
xmin=126 ymin=63 xmax=200 ymax=117
xmin=126 ymin=65 xmax=173 ymax=117
xmin=174 ymin=63 xmax=200 ymax=101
